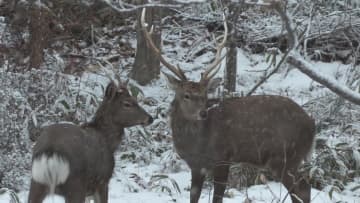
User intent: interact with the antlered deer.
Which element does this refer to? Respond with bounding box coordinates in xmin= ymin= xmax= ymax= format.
xmin=141 ymin=8 xmax=315 ymax=203
xmin=28 ymin=81 xmax=153 ymax=203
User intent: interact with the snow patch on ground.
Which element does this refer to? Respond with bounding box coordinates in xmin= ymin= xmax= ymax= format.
xmin=3 ymin=163 xmax=359 ymax=203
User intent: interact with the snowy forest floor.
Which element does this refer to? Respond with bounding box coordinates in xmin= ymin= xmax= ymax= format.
xmin=1 ymin=49 xmax=360 ymax=202
xmin=2 ymin=164 xmax=360 ymax=203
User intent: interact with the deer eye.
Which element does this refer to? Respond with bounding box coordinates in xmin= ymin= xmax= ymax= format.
xmin=184 ymin=93 xmax=190 ymax=100
xmin=123 ymin=102 xmax=132 ymax=108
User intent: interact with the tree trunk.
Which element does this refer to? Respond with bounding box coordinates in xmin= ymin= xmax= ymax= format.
xmin=225 ymin=39 xmax=237 ymax=92
xmin=130 ymin=1 xmax=161 ymax=85
xmin=224 ymin=3 xmax=239 ymax=93
xmin=29 ymin=2 xmax=49 ymax=69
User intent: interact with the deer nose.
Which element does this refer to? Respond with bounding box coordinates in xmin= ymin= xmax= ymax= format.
xmin=199 ymin=110 xmax=208 ymax=119
xmin=147 ymin=116 xmax=154 ymax=124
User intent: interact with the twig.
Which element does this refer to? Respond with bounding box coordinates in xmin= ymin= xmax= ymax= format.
xmin=246 ymin=49 xmax=291 ymax=96
xmin=303 ymin=3 xmax=314 ymax=59
xmin=243 ymin=1 xmax=297 ymax=96
xmin=102 ymin=0 xmax=182 ymax=13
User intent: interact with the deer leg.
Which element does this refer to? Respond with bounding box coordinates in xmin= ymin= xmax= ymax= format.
xmin=282 ymin=171 xmax=310 ymax=203
xmin=96 ymin=184 xmax=109 ymax=203
xmin=275 ymin=166 xmax=310 ymax=203
xmin=212 ymin=162 xmax=230 ymax=203
xmin=294 ymin=177 xmax=311 ymax=203
xmin=65 ymin=189 xmax=86 ymax=203
xmin=63 ymin=178 xmax=86 ymax=203
xmin=190 ymin=169 xmax=205 ymax=203
xmin=28 ymin=180 xmax=47 ymax=203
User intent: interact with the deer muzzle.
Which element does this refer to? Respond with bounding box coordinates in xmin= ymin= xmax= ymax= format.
xmin=142 ymin=116 xmax=153 ymax=125
xmin=199 ymin=110 xmax=208 ymax=120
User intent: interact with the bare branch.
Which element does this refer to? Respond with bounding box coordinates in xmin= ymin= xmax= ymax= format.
xmin=246 ymin=48 xmax=291 ymax=96
xmin=102 ymin=0 xmax=181 ymax=13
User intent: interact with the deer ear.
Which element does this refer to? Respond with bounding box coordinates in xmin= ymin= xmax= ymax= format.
xmin=162 ymin=71 xmax=181 ymax=90
xmin=105 ymin=81 xmax=117 ymax=99
xmin=206 ymin=77 xmax=222 ymax=93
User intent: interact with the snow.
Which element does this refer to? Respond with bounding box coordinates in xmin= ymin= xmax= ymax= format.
xmin=0 ymin=195 xmax=9 ymax=203
xmin=2 ymin=165 xmax=359 ymax=203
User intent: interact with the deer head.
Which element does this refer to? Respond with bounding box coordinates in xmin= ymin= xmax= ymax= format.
xmin=140 ymin=8 xmax=227 ymax=120
xmin=97 ymin=80 xmax=153 ymax=127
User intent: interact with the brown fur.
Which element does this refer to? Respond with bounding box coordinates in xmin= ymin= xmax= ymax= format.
xmin=166 ymin=75 xmax=315 ymax=203
xmin=28 ymin=82 xmax=153 ymax=203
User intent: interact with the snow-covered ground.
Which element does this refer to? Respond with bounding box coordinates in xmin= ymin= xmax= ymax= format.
xmin=1 ymin=163 xmax=359 ymax=203
xmin=1 ymin=49 xmax=359 ymax=203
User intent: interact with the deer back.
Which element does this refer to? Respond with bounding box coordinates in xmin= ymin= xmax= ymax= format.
xmin=204 ymin=96 xmax=315 ymax=167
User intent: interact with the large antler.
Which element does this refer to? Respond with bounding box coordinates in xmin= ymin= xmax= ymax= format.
xmin=141 ymin=8 xmax=187 ymax=81
xmin=201 ymin=13 xmax=228 ymax=81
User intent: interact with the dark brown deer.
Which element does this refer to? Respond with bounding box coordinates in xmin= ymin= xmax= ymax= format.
xmin=28 ymin=81 xmax=153 ymax=203
xmin=141 ymin=8 xmax=315 ymax=203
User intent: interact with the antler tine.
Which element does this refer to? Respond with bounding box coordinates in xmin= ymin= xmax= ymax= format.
xmin=202 ymin=13 xmax=228 ymax=81
xmin=140 ymin=8 xmax=187 ymax=81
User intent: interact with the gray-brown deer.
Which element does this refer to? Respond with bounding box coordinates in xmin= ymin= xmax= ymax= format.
xmin=28 ymin=81 xmax=153 ymax=203
xmin=141 ymin=8 xmax=315 ymax=203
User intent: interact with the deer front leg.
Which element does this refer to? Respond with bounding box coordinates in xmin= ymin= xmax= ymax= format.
xmin=212 ymin=162 xmax=230 ymax=203
xmin=282 ymin=171 xmax=311 ymax=203
xmin=190 ymin=169 xmax=205 ymax=203
xmin=96 ymin=184 xmax=109 ymax=203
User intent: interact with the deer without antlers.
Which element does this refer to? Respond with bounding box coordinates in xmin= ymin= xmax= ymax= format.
xmin=141 ymin=8 xmax=315 ymax=203
xmin=28 ymin=81 xmax=153 ymax=203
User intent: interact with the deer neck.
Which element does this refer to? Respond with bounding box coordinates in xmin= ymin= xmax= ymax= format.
xmin=83 ymin=106 xmax=125 ymax=153
xmin=170 ymin=100 xmax=215 ymax=169
xmin=169 ymin=100 xmax=205 ymax=137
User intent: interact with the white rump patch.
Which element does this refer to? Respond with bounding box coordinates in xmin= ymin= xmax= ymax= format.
xmin=32 ymin=154 xmax=70 ymax=193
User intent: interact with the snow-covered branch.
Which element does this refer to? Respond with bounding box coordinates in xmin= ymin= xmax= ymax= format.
xmin=246 ymin=0 xmax=360 ymax=105
xmin=275 ymin=2 xmax=360 ymax=105
xmin=288 ymin=52 xmax=360 ymax=105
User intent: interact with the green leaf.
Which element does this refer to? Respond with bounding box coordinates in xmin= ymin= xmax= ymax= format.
xmin=137 ymin=128 xmax=152 ymax=144
xmin=170 ymin=178 xmax=181 ymax=194
xmin=335 ymin=142 xmax=348 ymax=148
xmin=59 ymin=100 xmax=70 ymax=110
xmin=265 ymin=54 xmax=271 ymax=63
xmin=350 ymin=185 xmax=360 ymax=192
xmin=0 ymin=188 xmax=20 ymax=203
xmin=0 ymin=188 xmax=8 ymax=195
xmin=9 ymin=191 xmax=20 ymax=203
xmin=128 ymin=84 xmax=144 ymax=99
xmin=151 ymin=174 xmax=169 ymax=181
xmin=328 ymin=186 xmax=341 ymax=199
xmin=272 ymin=54 xmax=277 ymax=66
